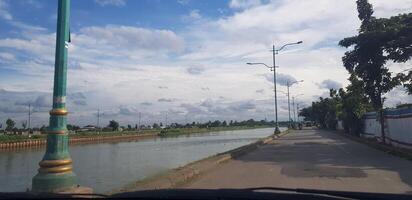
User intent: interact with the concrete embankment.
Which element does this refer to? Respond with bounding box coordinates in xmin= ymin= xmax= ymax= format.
xmin=0 ymin=133 xmax=158 ymax=150
xmin=114 ymin=130 xmax=289 ymax=194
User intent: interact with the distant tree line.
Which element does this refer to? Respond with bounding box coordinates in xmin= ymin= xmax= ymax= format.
xmin=2 ymin=117 xmax=291 ymax=135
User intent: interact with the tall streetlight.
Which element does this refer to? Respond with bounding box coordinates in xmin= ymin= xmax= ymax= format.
xmin=286 ymin=80 xmax=303 ymax=127
xmin=292 ymin=94 xmax=304 ymax=123
xmin=32 ymin=0 xmax=83 ymax=192
xmin=247 ymin=40 xmax=302 ymax=133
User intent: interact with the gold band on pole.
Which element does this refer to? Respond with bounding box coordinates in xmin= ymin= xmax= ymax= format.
xmin=39 ymin=159 xmax=72 ymax=167
xmin=49 ymin=108 xmax=68 ymax=116
xmin=47 ymin=130 xmax=66 ymax=134
xmin=39 ymin=159 xmax=73 ymax=174
xmin=38 ymin=165 xmax=73 ymax=174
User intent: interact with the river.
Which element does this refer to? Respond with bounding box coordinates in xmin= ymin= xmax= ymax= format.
xmin=0 ymin=127 xmax=285 ymax=193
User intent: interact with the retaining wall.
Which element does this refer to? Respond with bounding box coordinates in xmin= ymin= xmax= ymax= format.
xmin=0 ymin=133 xmax=157 ymax=150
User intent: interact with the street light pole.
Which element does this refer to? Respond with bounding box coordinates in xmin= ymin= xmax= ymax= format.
xmin=247 ymin=41 xmax=302 ymax=134
xmin=297 ymin=103 xmax=300 ymax=122
xmin=272 ymin=45 xmax=280 ymax=134
xmin=287 ymin=81 xmax=291 ymax=128
xmin=292 ymin=94 xmax=304 ymax=123
xmin=32 ymin=0 xmax=87 ymax=193
xmin=292 ymin=96 xmax=296 ymax=123
xmin=286 ymin=80 xmax=303 ymax=128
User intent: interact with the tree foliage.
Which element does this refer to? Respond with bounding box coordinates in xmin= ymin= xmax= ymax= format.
xmin=299 ymin=83 xmax=373 ymax=135
xmin=6 ymin=119 xmax=15 ymax=131
xmin=338 ymin=0 xmax=412 ymax=139
xmin=338 ymin=75 xmax=373 ymax=135
xmin=339 ymin=0 xmax=412 ymax=109
xmin=299 ymin=89 xmax=341 ymax=129
xmin=108 ymin=120 xmax=119 ymax=131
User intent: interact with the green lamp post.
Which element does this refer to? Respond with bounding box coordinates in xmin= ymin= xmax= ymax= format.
xmin=32 ymin=0 xmax=76 ymax=192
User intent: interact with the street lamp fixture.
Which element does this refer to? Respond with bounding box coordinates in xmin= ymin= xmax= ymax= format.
xmin=275 ymin=41 xmax=303 ymax=53
xmin=247 ymin=62 xmax=274 ymax=71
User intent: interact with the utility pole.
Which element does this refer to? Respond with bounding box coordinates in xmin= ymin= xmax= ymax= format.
xmin=138 ymin=112 xmax=141 ymax=130
xmin=292 ymin=97 xmax=295 ymax=123
xmin=28 ymin=103 xmax=31 ymax=132
xmin=97 ymin=108 xmax=100 ymax=130
xmin=165 ymin=112 xmax=168 ymax=128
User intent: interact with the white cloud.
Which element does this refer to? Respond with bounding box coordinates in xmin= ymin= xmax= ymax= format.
xmin=94 ymin=0 xmax=126 ymax=7
xmin=8 ymin=21 xmax=47 ymax=32
xmin=76 ymin=25 xmax=185 ymax=53
xmin=177 ymin=0 xmax=190 ymax=5
xmin=182 ymin=9 xmax=202 ymax=22
xmin=317 ymin=79 xmax=343 ymax=90
xmin=0 ymin=0 xmax=12 ymax=20
xmin=370 ymin=0 xmax=412 ymax=17
xmin=0 ymin=52 xmax=15 ymax=61
xmin=229 ymin=0 xmax=261 ymax=9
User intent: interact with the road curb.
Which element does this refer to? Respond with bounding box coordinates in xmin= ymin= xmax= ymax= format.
xmin=114 ymin=129 xmax=290 ymax=194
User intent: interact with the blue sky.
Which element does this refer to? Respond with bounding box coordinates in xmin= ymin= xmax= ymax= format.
xmin=1 ymin=0 xmax=232 ymax=36
xmin=0 ymin=0 xmax=411 ymax=127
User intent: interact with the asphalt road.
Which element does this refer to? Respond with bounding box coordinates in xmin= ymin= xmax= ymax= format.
xmin=181 ymin=128 xmax=412 ymax=194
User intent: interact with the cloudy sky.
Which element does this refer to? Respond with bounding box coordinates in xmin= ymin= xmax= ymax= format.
xmin=0 ymin=0 xmax=411 ymax=127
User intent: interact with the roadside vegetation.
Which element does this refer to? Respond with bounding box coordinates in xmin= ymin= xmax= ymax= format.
xmin=299 ymin=0 xmax=412 ymax=137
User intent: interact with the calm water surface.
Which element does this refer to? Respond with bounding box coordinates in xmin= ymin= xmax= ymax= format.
xmin=0 ymin=127 xmax=284 ymax=193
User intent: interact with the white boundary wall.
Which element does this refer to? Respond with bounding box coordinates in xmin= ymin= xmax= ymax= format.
xmin=360 ymin=108 xmax=412 ymax=149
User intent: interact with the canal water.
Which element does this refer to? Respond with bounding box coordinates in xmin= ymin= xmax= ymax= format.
xmin=0 ymin=127 xmax=284 ymax=193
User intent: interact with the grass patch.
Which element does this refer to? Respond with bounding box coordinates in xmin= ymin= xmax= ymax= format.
xmin=158 ymin=126 xmax=272 ymax=137
xmin=0 ymin=134 xmax=44 ymax=143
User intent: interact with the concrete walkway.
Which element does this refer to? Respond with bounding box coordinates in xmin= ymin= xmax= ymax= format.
xmin=181 ymin=128 xmax=412 ymax=194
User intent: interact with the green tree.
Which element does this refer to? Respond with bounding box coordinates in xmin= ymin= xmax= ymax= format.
xmin=152 ymin=123 xmax=160 ymax=129
xmin=222 ymin=120 xmax=227 ymax=126
xmin=211 ymin=120 xmax=221 ymax=127
xmin=5 ymin=118 xmax=15 ymax=131
xmin=339 ymin=0 xmax=412 ymax=141
xmin=338 ymin=75 xmax=373 ymax=135
xmin=108 ymin=120 xmax=119 ymax=131
xmin=40 ymin=125 xmax=47 ymax=133
xmin=22 ymin=121 xmax=27 ymax=130
xmin=299 ymin=107 xmax=314 ymax=122
xmin=67 ymin=124 xmax=80 ymax=131
xmin=299 ymin=89 xmax=341 ymax=129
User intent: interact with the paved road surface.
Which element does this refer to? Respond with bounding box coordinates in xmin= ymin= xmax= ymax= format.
xmin=181 ymin=128 xmax=412 ymax=194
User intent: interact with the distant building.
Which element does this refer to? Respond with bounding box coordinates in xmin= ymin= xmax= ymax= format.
xmin=78 ymin=125 xmax=97 ymax=132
